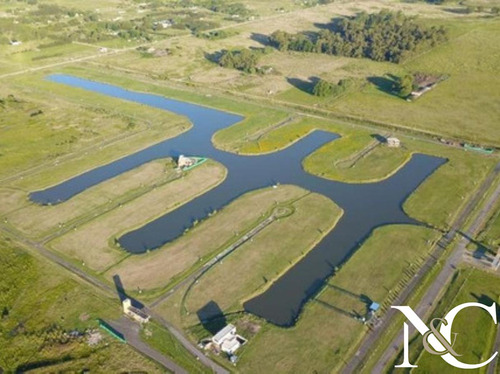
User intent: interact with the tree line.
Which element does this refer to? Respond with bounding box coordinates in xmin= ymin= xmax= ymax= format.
xmin=269 ymin=10 xmax=447 ymax=63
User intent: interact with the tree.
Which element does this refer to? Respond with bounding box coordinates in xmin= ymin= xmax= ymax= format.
xmin=313 ymin=79 xmax=335 ymax=97
xmin=393 ymin=74 xmax=415 ymax=97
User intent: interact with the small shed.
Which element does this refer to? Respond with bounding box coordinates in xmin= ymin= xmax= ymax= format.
xmin=122 ymin=298 xmax=150 ymax=324
xmin=369 ymin=302 xmax=380 ymax=312
xmin=387 ymin=137 xmax=401 ymax=148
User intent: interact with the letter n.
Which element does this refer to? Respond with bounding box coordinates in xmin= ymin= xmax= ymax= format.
xmin=395 ymin=323 xmax=417 ymax=368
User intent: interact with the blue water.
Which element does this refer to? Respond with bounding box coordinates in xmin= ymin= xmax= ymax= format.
xmin=31 ymin=74 xmax=446 ymax=326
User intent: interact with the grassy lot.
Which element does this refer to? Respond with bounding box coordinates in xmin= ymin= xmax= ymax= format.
xmin=48 ymin=161 xmax=226 ymax=272
xmin=404 ymin=268 xmax=500 ymax=372
xmin=0 ymin=235 xmax=162 ymax=373
xmin=141 ymin=321 xmax=211 ymax=374
xmin=329 ymin=18 xmax=500 ymax=146
xmin=4 ymin=158 xmax=177 ymax=239
xmin=402 ymin=138 xmax=497 ymax=229
xmin=0 ymin=73 xmax=191 ymax=187
xmin=109 ymin=185 xmax=308 ymax=292
xmin=477 ymin=191 xmax=500 ymax=249
xmin=189 ymin=225 xmax=438 ymax=373
xmin=184 ymin=192 xmax=342 ymax=324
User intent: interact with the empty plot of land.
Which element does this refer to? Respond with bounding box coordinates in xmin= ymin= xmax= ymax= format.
xmin=49 ymin=161 xmax=226 ymax=272
xmin=109 ymin=185 xmax=308 ymax=291
xmin=237 ymin=225 xmax=438 ymax=374
xmin=6 ymin=159 xmax=176 ymax=238
xmin=1 ymin=72 xmax=191 ymax=189
xmin=184 ymin=192 xmax=342 ymax=323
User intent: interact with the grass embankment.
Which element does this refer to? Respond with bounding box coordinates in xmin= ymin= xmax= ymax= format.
xmin=403 ymin=268 xmax=500 ymax=372
xmin=0 ymin=235 xmax=162 ymax=373
xmin=183 ymin=192 xmax=342 ymax=324
xmin=4 ymin=159 xmax=177 ymax=239
xmin=233 ymin=225 xmax=438 ymax=373
xmin=109 ymin=185 xmax=308 ymax=292
xmin=48 ymin=161 xmax=226 ymax=272
xmin=0 ymin=74 xmax=191 ymax=185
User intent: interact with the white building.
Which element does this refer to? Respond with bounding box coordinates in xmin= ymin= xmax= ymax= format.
xmin=177 ymin=155 xmax=195 ymax=169
xmin=122 ymin=298 xmax=150 ymax=324
xmin=387 ymin=137 xmax=401 ymax=148
xmin=212 ymin=324 xmax=247 ymax=355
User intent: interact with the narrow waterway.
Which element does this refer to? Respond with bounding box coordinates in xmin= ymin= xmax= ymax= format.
xmin=31 ymin=75 xmax=445 ymax=326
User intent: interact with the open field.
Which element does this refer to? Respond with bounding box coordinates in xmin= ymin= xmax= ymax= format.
xmin=109 ymin=185 xmax=309 ymax=292
xmin=184 ymin=192 xmax=342 ymax=323
xmin=4 ymin=158 xmax=178 ymax=239
xmin=400 ymin=268 xmax=500 ymax=372
xmin=48 ymin=161 xmax=226 ymax=272
xmin=0 ymin=72 xmax=191 ymax=188
xmin=331 ymin=19 xmax=500 ymax=146
xmin=89 ymin=1 xmax=500 ymax=145
xmin=0 ymin=235 xmax=162 ymax=373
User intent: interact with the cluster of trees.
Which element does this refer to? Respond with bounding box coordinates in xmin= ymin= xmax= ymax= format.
xmin=269 ymin=11 xmax=448 ymax=63
xmin=218 ymin=48 xmax=261 ymax=73
xmin=313 ymin=78 xmax=359 ymax=97
xmin=208 ymin=1 xmax=251 ymax=17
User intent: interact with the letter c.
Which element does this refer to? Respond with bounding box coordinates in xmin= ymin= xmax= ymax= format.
xmin=439 ymin=302 xmax=498 ymax=369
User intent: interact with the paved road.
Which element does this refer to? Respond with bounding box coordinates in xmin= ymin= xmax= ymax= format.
xmin=343 ymin=161 xmax=500 ymax=373
xmin=108 ymin=317 xmax=187 ymax=374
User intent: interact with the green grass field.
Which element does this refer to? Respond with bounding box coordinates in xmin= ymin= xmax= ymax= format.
xmin=183 ymin=192 xmax=342 ymax=324
xmin=109 ymin=185 xmax=309 ymax=293
xmin=3 ymin=158 xmax=178 ymax=239
xmin=0 ymin=236 xmax=162 ymax=373
xmin=48 ymin=160 xmax=226 ymax=273
xmin=406 ymin=268 xmax=500 ymax=373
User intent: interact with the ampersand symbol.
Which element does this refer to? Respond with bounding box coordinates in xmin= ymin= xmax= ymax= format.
xmin=422 ymin=318 xmax=461 ymax=357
